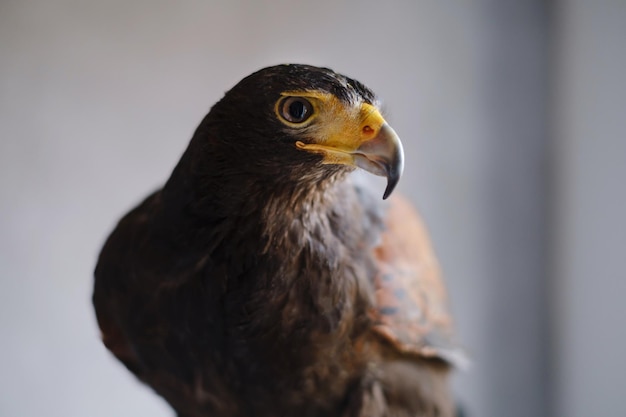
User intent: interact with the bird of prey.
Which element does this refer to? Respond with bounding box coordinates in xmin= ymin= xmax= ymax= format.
xmin=94 ymin=64 xmax=463 ymax=417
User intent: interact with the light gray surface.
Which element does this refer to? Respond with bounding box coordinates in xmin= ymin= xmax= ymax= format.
xmin=552 ymin=2 xmax=626 ymax=416
xmin=1 ymin=1 xmax=624 ymax=417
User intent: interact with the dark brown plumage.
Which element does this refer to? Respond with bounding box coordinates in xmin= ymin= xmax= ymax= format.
xmin=93 ymin=64 xmax=462 ymax=417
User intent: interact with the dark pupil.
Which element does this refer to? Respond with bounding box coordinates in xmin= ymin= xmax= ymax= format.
xmin=289 ymin=100 xmax=306 ymax=120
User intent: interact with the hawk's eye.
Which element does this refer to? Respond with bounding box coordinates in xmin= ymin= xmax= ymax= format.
xmin=279 ymin=97 xmax=313 ymax=124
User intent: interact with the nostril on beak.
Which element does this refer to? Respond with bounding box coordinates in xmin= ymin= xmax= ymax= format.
xmin=362 ymin=125 xmax=375 ymax=137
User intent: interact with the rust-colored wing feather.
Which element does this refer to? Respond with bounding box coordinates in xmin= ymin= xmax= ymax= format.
xmin=369 ymin=195 xmax=464 ymax=366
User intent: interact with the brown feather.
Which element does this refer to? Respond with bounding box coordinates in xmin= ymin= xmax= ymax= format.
xmin=368 ymin=195 xmax=461 ymax=364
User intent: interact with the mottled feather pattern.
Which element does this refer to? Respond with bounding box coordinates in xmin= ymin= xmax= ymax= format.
xmin=369 ymin=196 xmax=460 ymax=364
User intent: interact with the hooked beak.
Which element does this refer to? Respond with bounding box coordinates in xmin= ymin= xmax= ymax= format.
xmin=295 ymin=103 xmax=405 ymax=199
xmin=352 ymin=123 xmax=404 ymax=199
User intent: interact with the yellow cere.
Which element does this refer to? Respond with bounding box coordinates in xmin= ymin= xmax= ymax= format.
xmin=277 ymin=90 xmax=389 ymax=167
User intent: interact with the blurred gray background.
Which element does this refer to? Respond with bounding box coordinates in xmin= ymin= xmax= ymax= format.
xmin=1 ymin=1 xmax=625 ymax=416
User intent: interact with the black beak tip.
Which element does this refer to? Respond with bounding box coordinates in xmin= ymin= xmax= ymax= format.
xmin=381 ymin=152 xmax=404 ymax=200
xmin=382 ymin=185 xmax=393 ymax=200
xmin=382 ymin=173 xmax=400 ymax=200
